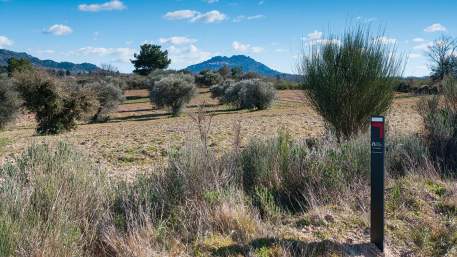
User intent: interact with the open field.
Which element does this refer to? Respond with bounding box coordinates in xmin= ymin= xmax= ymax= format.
xmin=0 ymin=89 xmax=423 ymax=178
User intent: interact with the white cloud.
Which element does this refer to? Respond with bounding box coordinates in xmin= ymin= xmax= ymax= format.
xmin=159 ymin=36 xmax=197 ymax=45
xmin=166 ymin=44 xmax=213 ymax=68
xmin=232 ymin=41 xmax=250 ymax=52
xmin=164 ymin=10 xmax=199 ymax=20
xmin=78 ymin=0 xmax=126 ymax=12
xmin=424 ymin=23 xmax=447 ymax=33
xmin=307 ymin=30 xmax=323 ymax=41
xmin=44 ymin=24 xmax=73 ymax=36
xmin=233 ymin=14 xmax=265 ymax=22
xmin=0 ymin=36 xmax=13 ymax=48
xmin=193 ymin=10 xmax=226 ymax=23
xmin=232 ymin=41 xmax=263 ymax=53
xmin=251 ymin=46 xmax=264 ymax=53
xmin=275 ymin=48 xmax=288 ymax=53
xmin=412 ymin=37 xmax=425 ymax=43
xmin=374 ymin=36 xmax=396 ymax=44
xmin=303 ymin=31 xmax=341 ymax=46
xmin=76 ymin=47 xmax=135 ymax=63
xmin=164 ymin=9 xmax=226 ymax=23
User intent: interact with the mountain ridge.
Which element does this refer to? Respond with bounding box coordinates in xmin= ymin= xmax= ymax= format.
xmin=186 ymin=55 xmax=300 ymax=81
xmin=0 ymin=49 xmax=100 ymax=74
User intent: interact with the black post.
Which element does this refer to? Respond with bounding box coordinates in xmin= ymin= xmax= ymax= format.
xmin=370 ymin=116 xmax=385 ymax=252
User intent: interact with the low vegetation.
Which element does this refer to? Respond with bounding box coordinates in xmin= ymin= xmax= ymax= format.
xmin=1 ymin=25 xmax=456 ymax=257
xmin=221 ymin=79 xmax=276 ymax=110
xmin=196 ymin=69 xmax=224 ymax=87
xmin=0 ymin=78 xmax=21 ymax=130
xmin=149 ymin=73 xmax=196 ymax=116
xmin=88 ymin=81 xmax=125 ymax=122
xmin=13 ymin=70 xmax=98 ymax=134
xmin=300 ymin=26 xmax=403 ymax=140
xmin=0 ymin=119 xmax=456 ymax=256
xmin=419 ymin=76 xmax=457 ymax=174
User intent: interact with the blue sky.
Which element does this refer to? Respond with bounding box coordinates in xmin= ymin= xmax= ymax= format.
xmin=0 ymin=0 xmax=455 ymax=76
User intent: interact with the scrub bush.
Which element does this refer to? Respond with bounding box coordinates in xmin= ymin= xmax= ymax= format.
xmin=149 ymin=73 xmax=196 ymax=116
xmin=14 ymin=71 xmax=98 ymax=134
xmin=222 ymin=79 xmax=276 ymax=110
xmin=0 ymin=78 xmax=21 ymax=129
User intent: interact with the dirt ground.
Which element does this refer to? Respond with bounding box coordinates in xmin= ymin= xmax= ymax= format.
xmin=0 ymin=89 xmax=424 ymax=178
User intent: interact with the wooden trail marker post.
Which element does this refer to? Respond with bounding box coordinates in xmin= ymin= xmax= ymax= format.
xmin=370 ymin=116 xmax=385 ymax=252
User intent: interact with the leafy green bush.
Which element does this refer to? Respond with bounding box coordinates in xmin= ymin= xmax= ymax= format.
xmin=149 ymin=73 xmax=196 ymax=116
xmin=0 ymin=78 xmax=21 ymax=130
xmin=195 ymin=70 xmax=223 ymax=87
xmin=88 ymin=81 xmax=125 ymax=122
xmin=300 ymin=26 xmax=403 ymax=140
xmin=14 ymin=71 xmax=98 ymax=134
xmin=209 ymin=79 xmax=234 ymax=99
xmin=222 ymin=79 xmax=276 ymax=110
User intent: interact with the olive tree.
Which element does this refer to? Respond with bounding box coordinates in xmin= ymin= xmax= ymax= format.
xmin=300 ymin=26 xmax=403 ymax=140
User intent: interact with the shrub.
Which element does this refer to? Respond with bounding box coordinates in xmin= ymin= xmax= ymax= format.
xmin=7 ymin=58 xmax=33 ymax=77
xmin=238 ymin=80 xmax=276 ymax=110
xmin=149 ymin=73 xmax=196 ymax=116
xmin=239 ymin=131 xmax=370 ymax=212
xmin=125 ymin=74 xmax=148 ymax=89
xmin=209 ymin=79 xmax=234 ymax=99
xmin=386 ymin=135 xmax=431 ymax=177
xmin=300 ymin=26 xmax=403 ymax=140
xmin=0 ymin=142 xmax=110 ymax=256
xmin=14 ymin=71 xmax=98 ymax=134
xmin=222 ymin=79 xmax=276 ymax=110
xmin=0 ymin=78 xmax=21 ymax=130
xmin=419 ymin=76 xmax=457 ymax=174
xmin=146 ymin=69 xmax=177 ymax=88
xmin=88 ymin=82 xmax=125 ymax=122
xmin=195 ymin=70 xmax=223 ymax=87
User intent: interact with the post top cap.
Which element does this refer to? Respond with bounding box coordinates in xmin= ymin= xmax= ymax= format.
xmin=371 ymin=116 xmax=384 ymax=122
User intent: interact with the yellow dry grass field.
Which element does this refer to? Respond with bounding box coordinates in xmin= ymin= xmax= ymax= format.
xmin=0 ymin=89 xmax=424 ymax=178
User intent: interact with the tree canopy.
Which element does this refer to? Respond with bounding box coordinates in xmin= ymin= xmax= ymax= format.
xmin=131 ymin=44 xmax=171 ymax=76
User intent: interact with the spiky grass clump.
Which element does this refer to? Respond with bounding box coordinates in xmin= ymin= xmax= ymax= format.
xmin=300 ymin=26 xmax=403 ymax=140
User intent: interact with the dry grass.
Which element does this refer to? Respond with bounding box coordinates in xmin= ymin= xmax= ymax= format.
xmin=0 ymin=89 xmax=423 ymax=178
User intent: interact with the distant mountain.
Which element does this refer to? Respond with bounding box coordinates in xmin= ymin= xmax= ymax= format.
xmin=0 ymin=49 xmax=100 ymax=74
xmin=186 ymin=55 xmax=300 ymax=81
